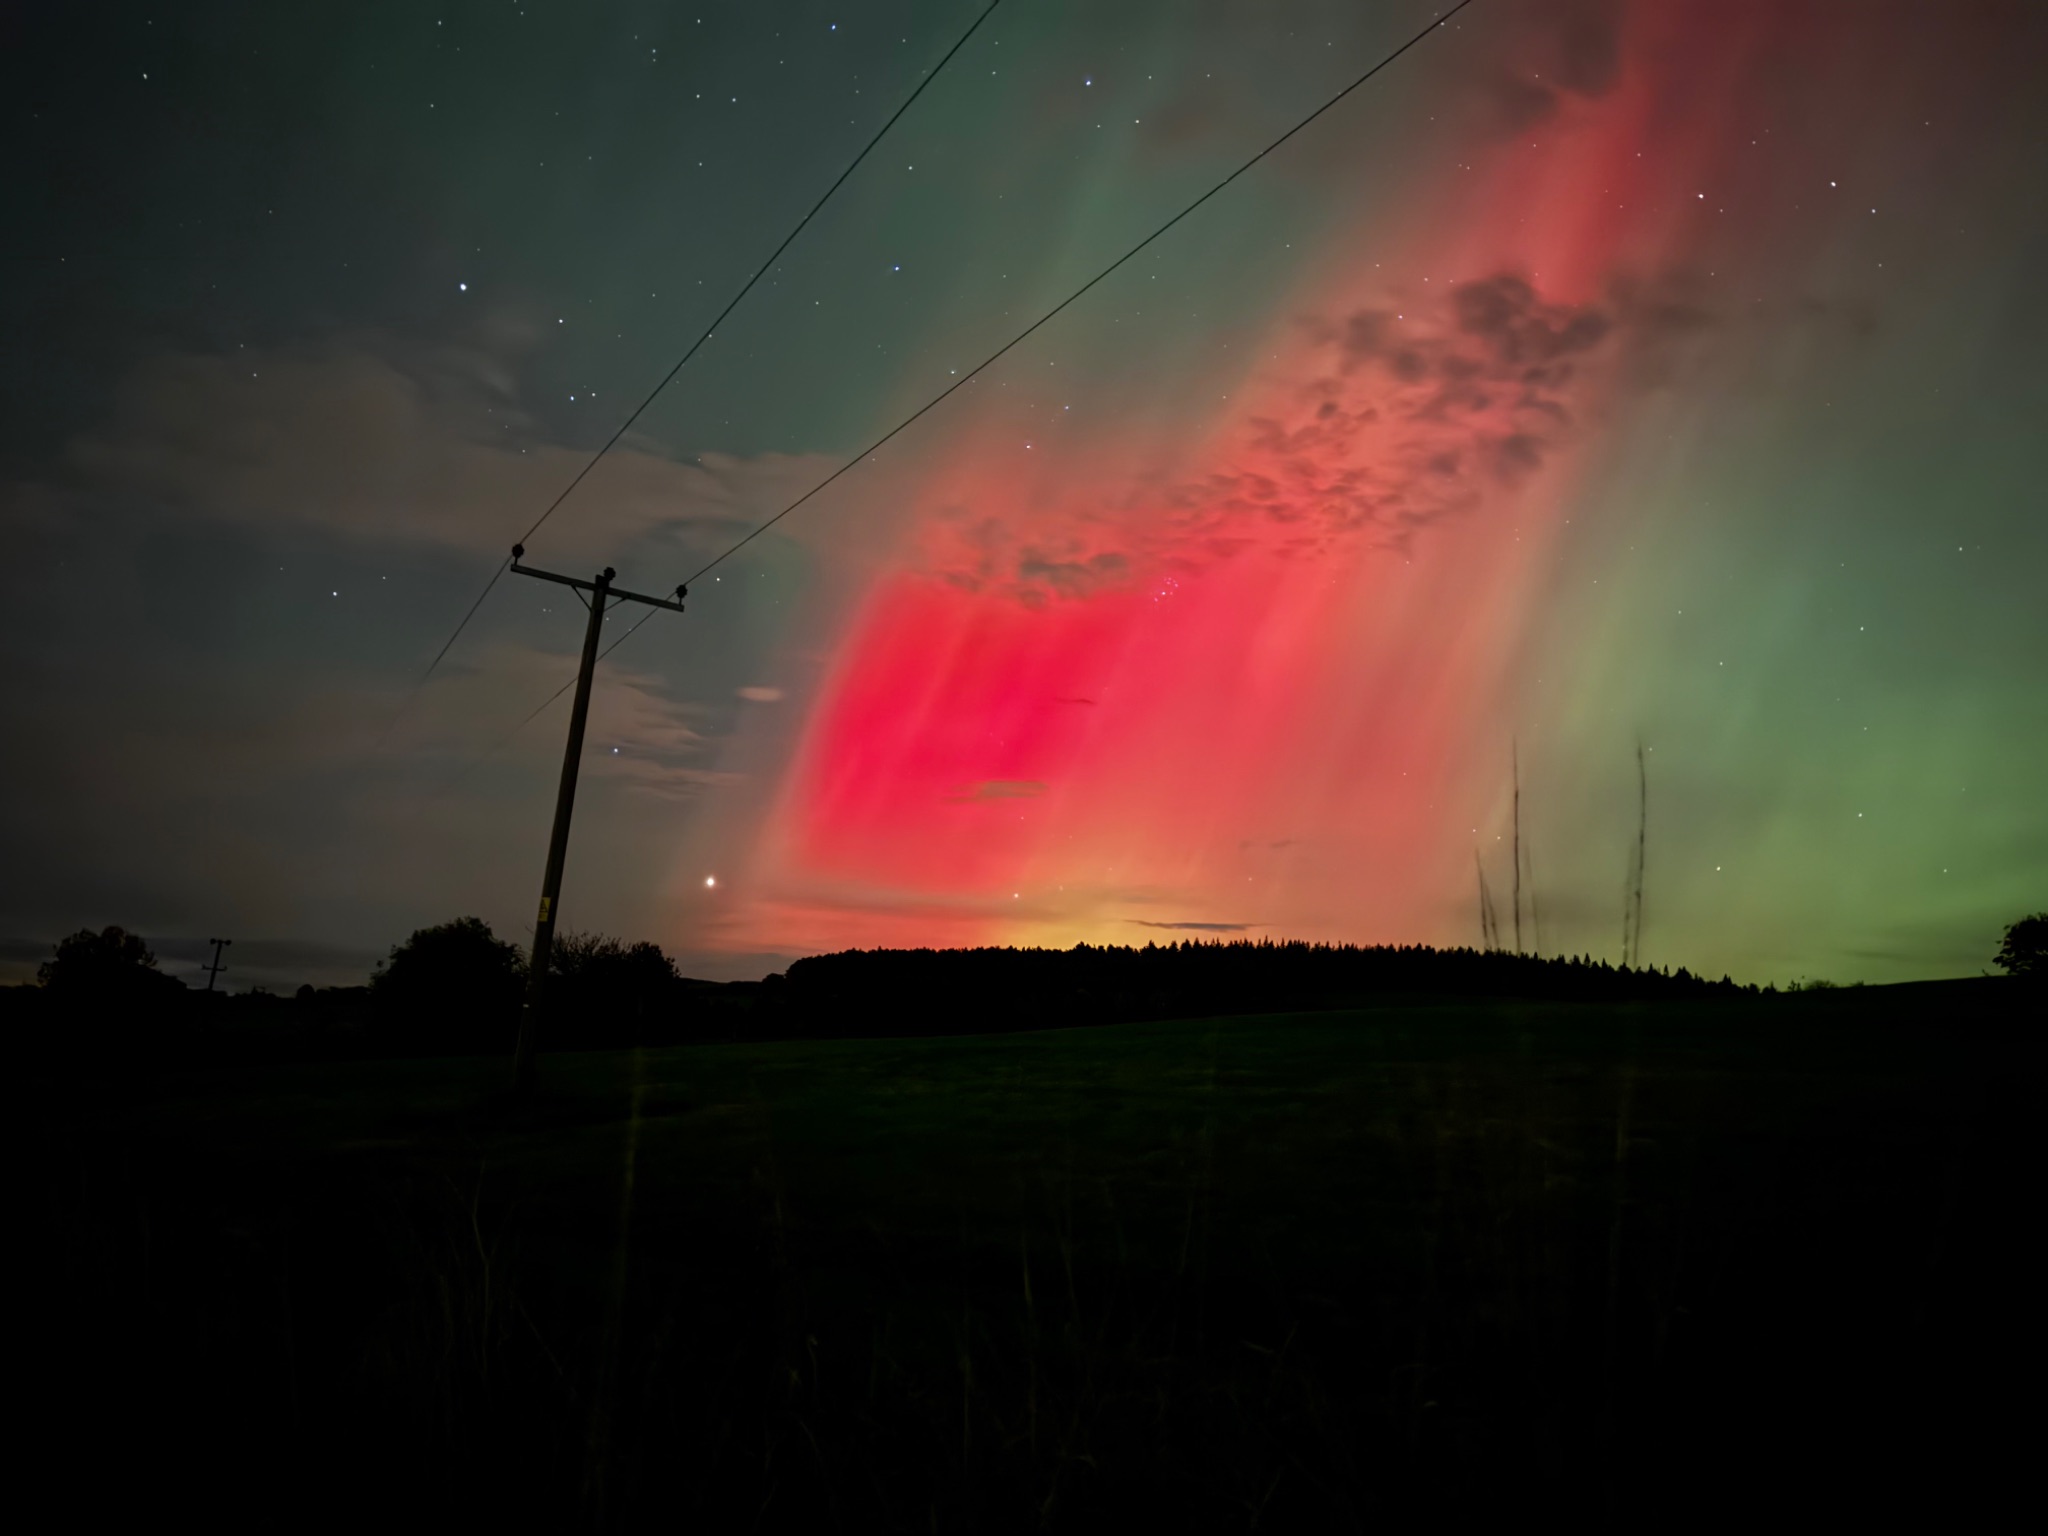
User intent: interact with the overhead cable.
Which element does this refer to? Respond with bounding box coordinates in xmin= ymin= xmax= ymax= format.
xmin=440 ymin=0 xmax=1479 ymax=787
xmin=406 ymin=0 xmax=1005 ymax=692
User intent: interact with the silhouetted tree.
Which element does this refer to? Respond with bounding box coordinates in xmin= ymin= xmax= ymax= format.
xmin=548 ymin=931 xmax=683 ymax=1045
xmin=39 ymin=926 xmax=185 ymax=1001
xmin=31 ymin=925 xmax=189 ymax=1066
xmin=1994 ymin=913 xmax=2046 ymax=980
xmin=371 ymin=917 xmax=525 ymax=1052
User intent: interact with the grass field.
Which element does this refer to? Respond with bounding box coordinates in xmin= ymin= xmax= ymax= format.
xmin=24 ymin=981 xmax=2035 ymax=1529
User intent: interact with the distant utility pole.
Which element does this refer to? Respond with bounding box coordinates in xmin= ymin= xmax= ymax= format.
xmin=1511 ymin=741 xmax=1523 ymax=956
xmin=1631 ymin=741 xmax=1648 ymax=969
xmin=508 ymin=546 xmax=686 ymax=1093
xmin=1475 ymin=850 xmax=1499 ymax=952
xmin=1621 ymin=741 xmax=1648 ymax=970
xmin=202 ymin=937 xmax=231 ymax=992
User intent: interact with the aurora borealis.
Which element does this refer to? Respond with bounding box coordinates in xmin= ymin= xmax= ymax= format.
xmin=4 ymin=1 xmax=2043 ymax=989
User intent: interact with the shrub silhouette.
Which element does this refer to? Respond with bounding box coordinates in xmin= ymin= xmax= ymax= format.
xmin=547 ymin=931 xmax=684 ymax=1046
xmin=371 ymin=917 xmax=525 ymax=1052
xmin=39 ymin=926 xmax=185 ymax=1000
xmin=1994 ymin=913 xmax=2045 ymax=980
xmin=31 ymin=925 xmax=188 ymax=1064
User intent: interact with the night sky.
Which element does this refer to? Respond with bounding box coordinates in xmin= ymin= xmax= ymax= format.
xmin=5 ymin=1 xmax=2044 ymax=991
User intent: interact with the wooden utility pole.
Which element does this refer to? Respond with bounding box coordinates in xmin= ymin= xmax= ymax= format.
xmin=202 ymin=937 xmax=231 ymax=992
xmin=508 ymin=546 xmax=686 ymax=1093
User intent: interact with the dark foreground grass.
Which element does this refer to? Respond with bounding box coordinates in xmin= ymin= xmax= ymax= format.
xmin=23 ymin=982 xmax=2036 ymax=1530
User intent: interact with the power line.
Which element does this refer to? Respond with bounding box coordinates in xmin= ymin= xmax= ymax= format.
xmin=437 ymin=0 xmax=1479 ymax=786
xmin=400 ymin=0 xmax=1004 ymax=700
xmin=615 ymin=0 xmax=1479 ymax=640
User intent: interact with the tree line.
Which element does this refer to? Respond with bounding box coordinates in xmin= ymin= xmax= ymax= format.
xmin=12 ymin=918 xmax=730 ymax=1066
xmin=12 ymin=912 xmax=2042 ymax=1069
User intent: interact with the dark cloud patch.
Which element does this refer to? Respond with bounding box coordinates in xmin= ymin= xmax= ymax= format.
xmin=946 ymin=779 xmax=1047 ymax=803
xmin=1130 ymin=919 xmax=1254 ymax=933
xmin=914 ymin=265 xmax=1657 ymax=592
xmin=926 ymin=512 xmax=1134 ymax=607
xmin=1017 ymin=548 xmax=1129 ymax=605
xmin=1605 ymin=271 xmax=1724 ymax=386
xmin=1550 ymin=0 xmax=1624 ymax=96
xmin=1453 ymin=274 xmax=1614 ymax=364
xmin=1492 ymin=433 xmax=1544 ymax=476
xmin=1486 ymin=73 xmax=1563 ymax=136
xmin=1467 ymin=0 xmax=1624 ymax=140
xmin=59 ymin=335 xmax=832 ymax=559
xmin=1149 ymin=271 xmax=1617 ymax=556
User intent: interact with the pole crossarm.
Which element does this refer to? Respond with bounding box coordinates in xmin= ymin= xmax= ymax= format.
xmin=510 ymin=548 xmax=687 ymax=613
xmin=203 ymin=937 xmax=232 ymax=993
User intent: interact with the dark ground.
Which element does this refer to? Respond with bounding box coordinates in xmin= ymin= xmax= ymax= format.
xmin=21 ymin=979 xmax=2036 ymax=1530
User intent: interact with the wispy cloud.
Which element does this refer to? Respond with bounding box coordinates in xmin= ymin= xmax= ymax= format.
xmin=61 ymin=333 xmax=835 ymax=559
